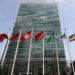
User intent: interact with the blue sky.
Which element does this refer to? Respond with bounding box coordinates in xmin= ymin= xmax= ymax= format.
xmin=0 ymin=0 xmax=75 ymax=61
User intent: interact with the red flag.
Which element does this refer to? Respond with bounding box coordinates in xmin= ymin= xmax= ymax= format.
xmin=10 ymin=33 xmax=19 ymax=40
xmin=0 ymin=33 xmax=8 ymax=42
xmin=21 ymin=31 xmax=32 ymax=42
xmin=35 ymin=31 xmax=44 ymax=41
xmin=52 ymin=32 xmax=55 ymax=39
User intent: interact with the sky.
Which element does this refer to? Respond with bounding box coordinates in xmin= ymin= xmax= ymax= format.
xmin=0 ymin=0 xmax=75 ymax=61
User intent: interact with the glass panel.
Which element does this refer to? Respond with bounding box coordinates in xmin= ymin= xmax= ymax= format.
xmin=3 ymin=3 xmax=66 ymax=75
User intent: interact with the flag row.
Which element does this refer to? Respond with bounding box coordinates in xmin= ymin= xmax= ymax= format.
xmin=0 ymin=30 xmax=75 ymax=43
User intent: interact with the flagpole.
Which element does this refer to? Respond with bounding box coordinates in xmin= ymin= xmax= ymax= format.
xmin=27 ymin=29 xmax=33 ymax=75
xmin=43 ymin=37 xmax=45 ymax=75
xmin=0 ymin=28 xmax=11 ymax=65
xmin=11 ymin=29 xmax=21 ymax=75
xmin=55 ymin=39 xmax=60 ymax=75
xmin=65 ymin=28 xmax=75 ymax=75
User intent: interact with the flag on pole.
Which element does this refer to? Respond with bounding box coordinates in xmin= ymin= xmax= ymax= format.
xmin=57 ymin=33 xmax=66 ymax=40
xmin=21 ymin=31 xmax=32 ymax=42
xmin=52 ymin=32 xmax=55 ymax=39
xmin=10 ymin=33 xmax=19 ymax=40
xmin=0 ymin=33 xmax=8 ymax=42
xmin=47 ymin=32 xmax=55 ymax=43
xmin=69 ymin=33 xmax=75 ymax=42
xmin=47 ymin=36 xmax=53 ymax=43
xmin=35 ymin=31 xmax=44 ymax=41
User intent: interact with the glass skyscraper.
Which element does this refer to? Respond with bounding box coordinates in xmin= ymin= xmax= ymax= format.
xmin=3 ymin=3 xmax=66 ymax=75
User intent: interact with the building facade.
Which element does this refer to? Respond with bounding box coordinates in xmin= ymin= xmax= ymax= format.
xmin=4 ymin=3 xmax=66 ymax=75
